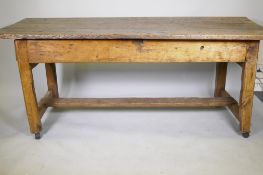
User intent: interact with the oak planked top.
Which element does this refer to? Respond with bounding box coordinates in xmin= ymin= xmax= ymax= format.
xmin=0 ymin=17 xmax=263 ymax=40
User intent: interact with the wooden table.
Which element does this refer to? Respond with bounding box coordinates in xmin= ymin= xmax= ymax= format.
xmin=1 ymin=17 xmax=263 ymax=139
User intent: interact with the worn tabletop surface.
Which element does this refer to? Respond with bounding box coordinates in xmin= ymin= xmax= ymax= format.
xmin=0 ymin=17 xmax=263 ymax=40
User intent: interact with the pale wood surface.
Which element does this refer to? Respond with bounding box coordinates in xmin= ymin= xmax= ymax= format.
xmin=38 ymin=91 xmax=52 ymax=119
xmin=214 ymin=62 xmax=228 ymax=97
xmin=27 ymin=40 xmax=248 ymax=63
xmin=45 ymin=63 xmax=59 ymax=98
xmin=48 ymin=97 xmax=235 ymax=108
xmin=221 ymin=90 xmax=240 ymax=121
xmin=239 ymin=42 xmax=259 ymax=133
xmin=1 ymin=17 xmax=263 ymax=40
xmin=5 ymin=17 xmax=262 ymax=137
xmin=15 ymin=40 xmax=42 ymax=134
xmin=214 ymin=63 xmax=240 ymax=121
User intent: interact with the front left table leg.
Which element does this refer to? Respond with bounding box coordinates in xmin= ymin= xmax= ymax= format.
xmin=15 ymin=40 xmax=42 ymax=139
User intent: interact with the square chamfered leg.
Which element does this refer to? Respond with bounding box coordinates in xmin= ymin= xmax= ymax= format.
xmin=15 ymin=40 xmax=42 ymax=139
xmin=45 ymin=63 xmax=59 ymax=98
xmin=214 ymin=41 xmax=259 ymax=138
xmin=214 ymin=62 xmax=228 ymax=97
xmin=239 ymin=42 xmax=259 ymax=138
xmin=214 ymin=62 xmax=240 ymax=121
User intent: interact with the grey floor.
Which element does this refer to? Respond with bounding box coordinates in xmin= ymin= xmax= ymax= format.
xmin=255 ymin=91 xmax=263 ymax=102
xmin=0 ymin=98 xmax=263 ymax=175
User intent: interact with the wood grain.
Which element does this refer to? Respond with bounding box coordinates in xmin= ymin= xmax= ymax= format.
xmin=38 ymin=91 xmax=52 ymax=119
xmin=221 ymin=90 xmax=240 ymax=121
xmin=214 ymin=62 xmax=228 ymax=97
xmin=45 ymin=63 xmax=59 ymax=98
xmin=214 ymin=63 xmax=241 ymax=121
xmin=48 ymin=97 xmax=235 ymax=108
xmin=239 ymin=42 xmax=259 ymax=134
xmin=27 ymin=40 xmax=248 ymax=63
xmin=1 ymin=17 xmax=263 ymax=40
xmin=5 ymin=17 xmax=262 ymax=137
xmin=15 ymin=40 xmax=42 ymax=134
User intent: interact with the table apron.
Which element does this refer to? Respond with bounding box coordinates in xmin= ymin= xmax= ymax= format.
xmin=24 ymin=40 xmax=248 ymax=63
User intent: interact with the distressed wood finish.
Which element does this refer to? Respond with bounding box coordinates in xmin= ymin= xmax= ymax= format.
xmin=15 ymin=40 xmax=42 ymax=134
xmin=38 ymin=91 xmax=52 ymax=119
xmin=214 ymin=62 xmax=228 ymax=97
xmin=1 ymin=17 xmax=262 ymax=138
xmin=48 ymin=97 xmax=235 ymax=108
xmin=221 ymin=90 xmax=240 ymax=121
xmin=239 ymin=42 xmax=259 ymax=134
xmin=45 ymin=63 xmax=59 ymax=97
xmin=1 ymin=17 xmax=263 ymax=40
xmin=213 ymin=62 xmax=241 ymax=120
xmin=27 ymin=40 xmax=248 ymax=63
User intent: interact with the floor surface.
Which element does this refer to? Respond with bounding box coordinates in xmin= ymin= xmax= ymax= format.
xmin=255 ymin=91 xmax=263 ymax=102
xmin=0 ymin=97 xmax=263 ymax=175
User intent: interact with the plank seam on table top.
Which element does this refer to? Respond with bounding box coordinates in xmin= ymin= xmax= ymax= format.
xmin=0 ymin=17 xmax=263 ymax=40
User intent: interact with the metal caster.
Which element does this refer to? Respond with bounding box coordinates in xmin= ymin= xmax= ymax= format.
xmin=242 ymin=132 xmax=250 ymax=138
xmin=35 ymin=133 xmax=41 ymax=140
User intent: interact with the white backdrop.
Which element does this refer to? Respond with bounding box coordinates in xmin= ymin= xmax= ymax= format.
xmin=0 ymin=0 xmax=263 ymax=113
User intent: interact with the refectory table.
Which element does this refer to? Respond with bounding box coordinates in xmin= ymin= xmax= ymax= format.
xmin=1 ymin=17 xmax=263 ymax=139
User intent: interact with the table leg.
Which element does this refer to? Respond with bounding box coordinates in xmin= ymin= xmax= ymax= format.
xmin=45 ymin=63 xmax=59 ymax=98
xmin=15 ymin=40 xmax=42 ymax=139
xmin=239 ymin=42 xmax=259 ymax=138
xmin=214 ymin=62 xmax=228 ymax=97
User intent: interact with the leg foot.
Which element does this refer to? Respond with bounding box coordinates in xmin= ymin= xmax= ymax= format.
xmin=35 ymin=133 xmax=41 ymax=140
xmin=242 ymin=132 xmax=250 ymax=138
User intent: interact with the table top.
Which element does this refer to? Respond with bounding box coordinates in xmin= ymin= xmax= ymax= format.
xmin=0 ymin=17 xmax=263 ymax=40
